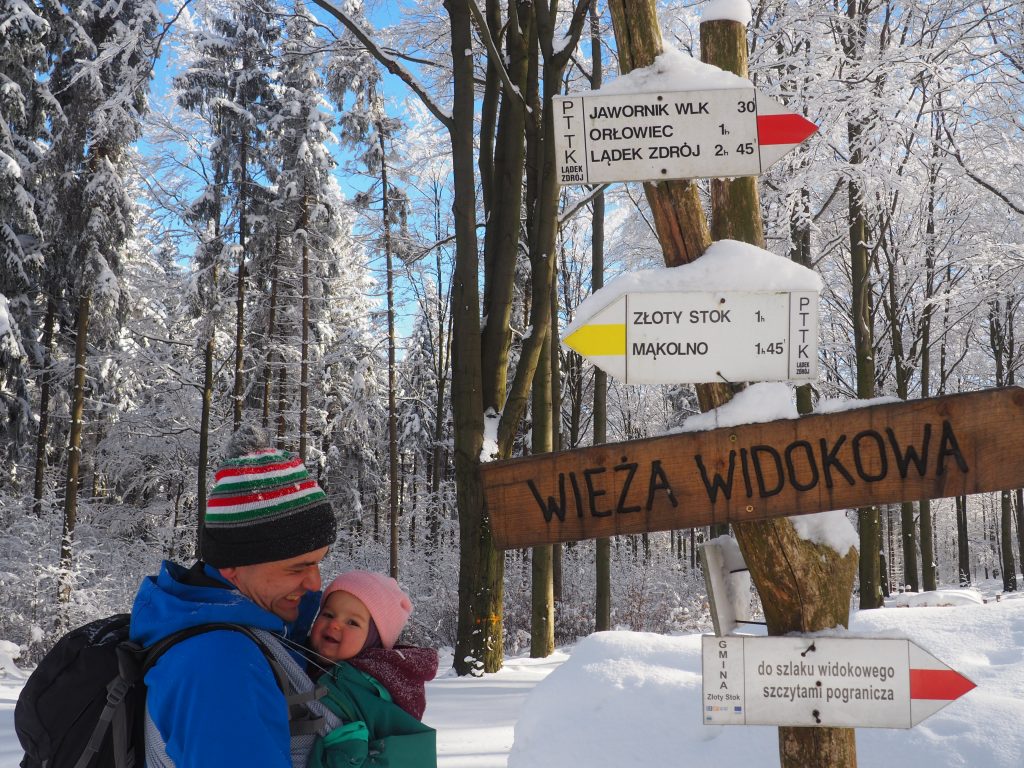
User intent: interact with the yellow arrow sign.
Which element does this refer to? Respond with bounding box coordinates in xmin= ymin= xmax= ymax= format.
xmin=562 ymin=323 xmax=626 ymax=357
xmin=561 ymin=290 xmax=819 ymax=385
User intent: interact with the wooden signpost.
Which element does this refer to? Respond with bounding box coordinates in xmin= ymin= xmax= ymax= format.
xmin=561 ymin=289 xmax=818 ymax=384
xmin=702 ymin=635 xmax=976 ymax=729
xmin=554 ymin=86 xmax=817 ymax=185
xmin=481 ymin=387 xmax=1024 ymax=549
xmin=532 ymin=38 xmax=991 ymax=750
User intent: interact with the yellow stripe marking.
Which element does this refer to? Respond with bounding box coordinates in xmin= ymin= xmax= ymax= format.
xmin=563 ymin=324 xmax=626 ymax=356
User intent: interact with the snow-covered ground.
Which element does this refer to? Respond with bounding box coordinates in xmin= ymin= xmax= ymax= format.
xmin=2 ymin=582 xmax=1022 ymax=767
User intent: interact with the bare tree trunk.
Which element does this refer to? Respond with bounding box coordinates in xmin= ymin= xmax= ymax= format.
xmin=1005 ymin=322 xmax=1019 ymax=593
xmin=702 ymin=14 xmax=759 ymax=541
xmin=197 ymin=188 xmax=226 ymax=557
xmin=428 ymin=204 xmax=450 ymax=555
xmin=589 ymin=0 xmax=611 ymax=633
xmin=456 ymin=0 xmax=588 ymax=673
xmin=299 ymin=217 xmax=309 ymax=460
xmin=263 ymin=262 xmax=279 ymax=428
xmin=233 ymin=141 xmax=249 ymax=430
xmin=884 ymin=230 xmax=918 ymax=594
xmin=594 ymin=380 xmax=611 ymax=632
xmin=89 ymin=416 xmax=104 ymax=498
xmin=299 ymin=204 xmax=311 ymax=461
xmin=170 ymin=481 xmax=183 ymax=561
xmin=981 ymin=500 xmax=990 ymax=580
xmin=276 ymin=346 xmax=288 ymax=447
xmin=530 ymin=305 xmax=555 ymax=657
xmin=495 ymin=0 xmax=585 ymax=459
xmin=1001 ymin=490 xmax=1017 ymax=591
xmin=549 ymin=275 xmax=563 ymax=603
xmin=900 ymin=502 xmax=919 ymax=592
xmin=851 ymin=147 xmax=881 ymax=611
xmin=918 ymin=128 xmax=941 ymax=592
xmin=479 ymin=0 xmax=529 ymax=427
xmin=1016 ymin=489 xmax=1024 ymax=585
xmin=530 ymin=543 xmax=554 ymax=656
xmin=32 ymin=298 xmax=56 ymax=518
xmin=447 ymin=0 xmax=498 ymax=676
xmin=989 ymin=299 xmax=1018 ymax=591
xmin=607 ymin=2 xmax=711 ymax=269
xmin=920 ymin=498 xmax=936 ymax=590
xmin=197 ymin=334 xmax=214 ymax=557
xmin=59 ymin=293 xmax=90 ymax=605
xmin=381 ymin=138 xmax=400 ymax=579
xmin=839 ymin=0 xmax=882 ymax=611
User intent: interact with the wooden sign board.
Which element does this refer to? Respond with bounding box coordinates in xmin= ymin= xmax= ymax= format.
xmin=481 ymin=387 xmax=1024 ymax=549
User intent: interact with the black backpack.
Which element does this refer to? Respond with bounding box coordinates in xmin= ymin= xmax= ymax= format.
xmin=14 ymin=613 xmax=287 ymax=768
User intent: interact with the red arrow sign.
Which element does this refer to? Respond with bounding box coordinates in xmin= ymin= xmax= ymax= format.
xmin=908 ymin=640 xmax=976 ymax=726
xmin=910 ymin=668 xmax=976 ymax=700
xmin=757 ymin=113 xmax=818 ymax=145
xmin=755 ymin=97 xmax=818 ymax=171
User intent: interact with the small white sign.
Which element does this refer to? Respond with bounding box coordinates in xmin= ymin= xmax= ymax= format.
xmin=562 ymin=290 xmax=819 ymax=385
xmin=554 ymin=87 xmax=816 ymax=184
xmin=699 ymin=538 xmax=752 ymax=637
xmin=701 ymin=635 xmax=975 ymax=729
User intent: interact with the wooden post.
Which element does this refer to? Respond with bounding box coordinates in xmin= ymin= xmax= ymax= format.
xmin=700 ymin=16 xmax=858 ymax=768
xmin=601 ymin=6 xmax=859 ymax=765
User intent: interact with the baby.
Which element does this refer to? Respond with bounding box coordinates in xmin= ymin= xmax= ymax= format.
xmin=307 ymin=570 xmax=438 ymax=768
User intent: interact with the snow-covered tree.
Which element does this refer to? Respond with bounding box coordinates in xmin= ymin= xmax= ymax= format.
xmin=35 ymin=0 xmax=160 ymax=604
xmin=0 ymin=0 xmax=51 ymax=478
xmin=175 ymin=0 xmax=282 ymax=429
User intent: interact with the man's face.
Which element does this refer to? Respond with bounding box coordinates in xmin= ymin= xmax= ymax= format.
xmin=219 ymin=547 xmax=328 ymax=622
xmin=310 ymin=590 xmax=371 ymax=662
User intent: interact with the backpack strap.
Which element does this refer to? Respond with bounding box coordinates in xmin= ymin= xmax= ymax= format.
xmin=73 ymin=671 xmax=136 ymax=768
xmin=141 ymin=624 xmax=324 ymax=737
xmin=139 ymin=622 xmax=285 ymax=677
xmin=73 ymin=623 xmax=296 ymax=768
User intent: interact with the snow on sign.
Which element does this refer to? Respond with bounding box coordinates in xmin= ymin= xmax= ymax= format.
xmin=561 ymin=290 xmax=818 ymax=384
xmin=702 ymin=636 xmax=976 ymax=729
xmin=554 ymin=87 xmax=817 ymax=184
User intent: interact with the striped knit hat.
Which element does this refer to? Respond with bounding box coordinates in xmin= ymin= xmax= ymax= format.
xmin=202 ymin=436 xmax=336 ymax=567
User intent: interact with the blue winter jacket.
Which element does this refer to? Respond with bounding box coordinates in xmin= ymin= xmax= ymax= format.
xmin=130 ymin=560 xmax=322 ymax=767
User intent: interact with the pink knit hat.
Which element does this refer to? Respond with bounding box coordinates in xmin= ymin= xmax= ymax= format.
xmin=321 ymin=570 xmax=413 ymax=649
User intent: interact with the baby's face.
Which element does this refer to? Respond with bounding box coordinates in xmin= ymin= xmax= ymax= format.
xmin=310 ymin=590 xmax=371 ymax=661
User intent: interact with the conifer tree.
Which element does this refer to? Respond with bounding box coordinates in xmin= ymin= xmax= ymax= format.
xmin=36 ymin=0 xmax=159 ymax=603
xmin=176 ymin=0 xmax=281 ymax=430
xmin=270 ymin=2 xmax=344 ymax=458
xmin=0 ymin=0 xmax=51 ymax=477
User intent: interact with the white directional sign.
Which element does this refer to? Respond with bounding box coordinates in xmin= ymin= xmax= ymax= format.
xmin=561 ymin=290 xmax=818 ymax=385
xmin=554 ymin=87 xmax=817 ymax=185
xmin=701 ymin=635 xmax=976 ymax=729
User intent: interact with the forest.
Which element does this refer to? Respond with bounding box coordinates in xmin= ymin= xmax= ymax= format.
xmin=1 ymin=0 xmax=1023 ymax=677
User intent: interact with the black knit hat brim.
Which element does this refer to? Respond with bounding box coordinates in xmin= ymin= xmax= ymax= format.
xmin=202 ymin=501 xmax=337 ymax=568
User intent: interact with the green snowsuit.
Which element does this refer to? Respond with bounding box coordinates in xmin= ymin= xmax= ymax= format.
xmin=307 ymin=662 xmax=437 ymax=768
